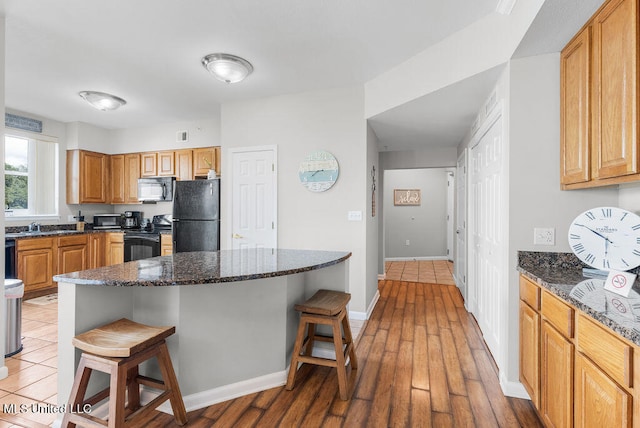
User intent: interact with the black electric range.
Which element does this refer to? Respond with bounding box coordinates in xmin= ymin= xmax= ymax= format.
xmin=123 ymin=215 xmax=171 ymax=261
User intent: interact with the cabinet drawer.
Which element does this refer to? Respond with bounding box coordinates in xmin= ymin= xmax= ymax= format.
xmin=520 ymin=276 xmax=540 ymax=310
xmin=577 ymin=313 xmax=633 ymax=388
xmin=58 ymin=234 xmax=88 ymax=247
xmin=16 ymin=237 xmax=55 ymax=251
xmin=541 ymin=290 xmax=574 ymax=338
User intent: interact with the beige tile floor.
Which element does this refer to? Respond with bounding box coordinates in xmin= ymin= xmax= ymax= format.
xmin=385 ymin=259 xmax=455 ymax=284
xmin=0 ymin=298 xmax=58 ymax=427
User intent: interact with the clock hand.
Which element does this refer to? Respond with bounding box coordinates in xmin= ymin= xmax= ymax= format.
xmin=575 ymin=223 xmax=614 ymax=244
xmin=311 ymin=169 xmax=324 ymax=177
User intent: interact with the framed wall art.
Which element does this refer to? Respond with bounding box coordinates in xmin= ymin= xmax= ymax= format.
xmin=394 ymin=189 xmax=421 ymax=206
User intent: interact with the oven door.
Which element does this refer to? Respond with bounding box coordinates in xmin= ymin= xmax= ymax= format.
xmin=124 ymin=235 xmax=160 ymax=262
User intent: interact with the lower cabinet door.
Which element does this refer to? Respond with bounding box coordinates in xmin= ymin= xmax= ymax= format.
xmin=519 ymin=301 xmax=540 ymax=407
xmin=541 ymin=320 xmax=574 ymax=428
xmin=575 ymin=353 xmax=632 ymax=428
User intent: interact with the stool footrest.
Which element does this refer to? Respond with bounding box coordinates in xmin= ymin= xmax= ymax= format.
xmin=137 ymin=374 xmax=165 ymax=390
xmin=309 ymin=334 xmax=348 ymax=345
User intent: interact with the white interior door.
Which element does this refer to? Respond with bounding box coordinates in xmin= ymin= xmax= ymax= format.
xmin=231 ymin=147 xmax=277 ymax=249
xmin=469 ymin=108 xmax=505 ymax=361
xmin=455 ymin=151 xmax=467 ymax=301
xmin=447 ymin=171 xmax=455 ymax=262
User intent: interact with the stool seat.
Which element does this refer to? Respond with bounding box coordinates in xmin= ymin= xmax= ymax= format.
xmin=294 ymin=289 xmax=351 ymax=316
xmin=286 ymin=289 xmax=358 ymax=400
xmin=62 ymin=318 xmax=187 ymax=428
xmin=73 ymin=318 xmax=175 ymax=358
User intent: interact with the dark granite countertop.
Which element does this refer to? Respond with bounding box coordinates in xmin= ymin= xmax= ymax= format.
xmin=53 ymin=249 xmax=352 ymax=286
xmin=518 ymin=251 xmax=640 ymax=346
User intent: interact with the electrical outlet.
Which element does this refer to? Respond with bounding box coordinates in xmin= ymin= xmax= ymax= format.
xmin=534 ymin=227 xmax=555 ymax=245
xmin=405 ymin=240 xmax=410 ymax=246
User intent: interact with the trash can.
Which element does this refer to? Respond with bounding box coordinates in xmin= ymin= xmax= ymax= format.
xmin=5 ymin=279 xmax=23 ymax=357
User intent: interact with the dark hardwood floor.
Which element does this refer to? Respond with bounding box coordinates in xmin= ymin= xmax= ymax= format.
xmin=146 ymin=279 xmax=543 ymax=427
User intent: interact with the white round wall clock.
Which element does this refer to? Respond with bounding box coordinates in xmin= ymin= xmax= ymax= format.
xmin=298 ymin=150 xmax=339 ymax=192
xmin=568 ymin=207 xmax=640 ymax=271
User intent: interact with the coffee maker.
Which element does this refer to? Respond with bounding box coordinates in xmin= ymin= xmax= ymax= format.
xmin=121 ymin=211 xmax=142 ymax=229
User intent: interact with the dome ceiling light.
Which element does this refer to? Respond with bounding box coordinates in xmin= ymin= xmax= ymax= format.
xmin=79 ymin=91 xmax=127 ymax=111
xmin=201 ymin=53 xmax=253 ymax=84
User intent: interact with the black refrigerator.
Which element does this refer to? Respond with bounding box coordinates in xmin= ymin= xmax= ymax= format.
xmin=172 ymin=179 xmax=220 ymax=252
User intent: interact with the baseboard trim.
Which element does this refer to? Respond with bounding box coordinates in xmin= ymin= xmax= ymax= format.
xmin=499 ymin=374 xmax=531 ymax=399
xmin=0 ymin=365 xmax=8 ymax=380
xmin=385 ymin=256 xmax=449 ymax=262
xmin=349 ymin=289 xmax=380 ymax=321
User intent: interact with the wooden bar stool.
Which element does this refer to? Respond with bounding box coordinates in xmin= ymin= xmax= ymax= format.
xmin=61 ymin=318 xmax=187 ymax=428
xmin=286 ymin=289 xmax=358 ymax=400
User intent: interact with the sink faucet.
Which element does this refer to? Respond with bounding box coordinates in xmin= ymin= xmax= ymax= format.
xmin=28 ymin=222 xmax=41 ymax=232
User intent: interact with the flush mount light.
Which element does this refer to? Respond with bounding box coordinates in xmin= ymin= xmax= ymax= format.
xmin=201 ymin=53 xmax=253 ymax=83
xmin=79 ymin=91 xmax=127 ymax=111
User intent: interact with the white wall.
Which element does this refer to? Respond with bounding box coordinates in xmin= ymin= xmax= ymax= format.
xmin=366 ymin=123 xmax=380 ymax=307
xmin=220 ymin=86 xmax=373 ymax=315
xmin=380 ymin=147 xmax=457 ymax=169
xmin=383 ymin=168 xmax=448 ymax=259
xmin=505 ymin=54 xmax=618 ymax=389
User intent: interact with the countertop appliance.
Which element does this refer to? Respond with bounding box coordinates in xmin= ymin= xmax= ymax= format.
xmin=121 ymin=211 xmax=142 ymax=229
xmin=138 ymin=177 xmax=175 ymax=203
xmin=172 ymin=179 xmax=220 ymax=252
xmin=123 ymin=214 xmax=172 ymax=262
xmin=93 ymin=213 xmax=122 ymax=230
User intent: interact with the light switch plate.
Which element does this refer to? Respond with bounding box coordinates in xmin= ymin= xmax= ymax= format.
xmin=534 ymin=227 xmax=555 ymax=245
xmin=348 ymin=211 xmax=362 ymax=221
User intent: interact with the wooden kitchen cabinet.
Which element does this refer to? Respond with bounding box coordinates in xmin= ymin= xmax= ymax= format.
xmin=575 ymin=353 xmax=632 ymax=427
xmin=519 ymin=273 xmax=638 ymax=427
xmin=193 ymin=147 xmax=217 ymax=177
xmin=17 ymin=237 xmax=56 ymax=298
xmin=141 ymin=152 xmax=158 ymax=177
xmin=161 ymin=233 xmax=173 ymax=255
xmin=105 ymin=232 xmax=124 ymax=266
xmin=57 ymin=234 xmax=89 ymax=275
xmin=560 ymin=26 xmax=591 ymax=186
xmin=140 ymin=151 xmax=176 ymax=177
xmin=540 ymin=319 xmax=574 ymax=428
xmin=174 ymin=149 xmax=193 ymax=180
xmin=67 ymin=149 xmax=109 ymax=204
xmin=110 ymin=153 xmax=141 ymax=204
xmin=561 ymin=0 xmax=640 ymax=189
xmin=88 ymin=233 xmax=106 ymax=269
xmin=519 ymin=276 xmax=541 ymax=407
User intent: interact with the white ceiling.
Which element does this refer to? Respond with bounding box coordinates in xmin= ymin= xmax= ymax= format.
xmin=0 ymin=0 xmax=608 ymax=152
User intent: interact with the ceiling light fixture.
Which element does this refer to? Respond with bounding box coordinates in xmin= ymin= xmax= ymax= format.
xmin=79 ymin=91 xmax=127 ymax=111
xmin=201 ymin=53 xmax=253 ymax=83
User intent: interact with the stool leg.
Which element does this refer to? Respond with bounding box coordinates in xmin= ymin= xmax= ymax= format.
xmin=157 ymin=342 xmax=188 ymax=426
xmin=126 ymin=365 xmax=141 ymax=412
xmin=332 ymin=316 xmax=349 ymax=400
xmin=62 ymin=355 xmax=92 ymax=428
xmin=286 ymin=316 xmax=308 ymax=391
xmin=108 ymin=362 xmax=127 ymax=428
xmin=304 ymin=322 xmax=316 ymax=357
xmin=341 ymin=315 xmax=358 ymax=370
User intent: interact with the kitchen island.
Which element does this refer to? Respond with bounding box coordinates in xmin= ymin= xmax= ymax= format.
xmin=54 ymin=248 xmax=351 ymax=415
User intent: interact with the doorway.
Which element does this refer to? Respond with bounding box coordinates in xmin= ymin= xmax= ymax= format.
xmin=229 ymin=146 xmax=278 ymax=250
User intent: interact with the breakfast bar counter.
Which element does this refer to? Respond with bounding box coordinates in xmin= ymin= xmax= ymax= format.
xmin=54 ymin=248 xmax=351 ymax=415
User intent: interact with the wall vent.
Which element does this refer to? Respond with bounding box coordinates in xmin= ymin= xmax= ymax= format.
xmin=176 ymin=130 xmax=188 ymax=143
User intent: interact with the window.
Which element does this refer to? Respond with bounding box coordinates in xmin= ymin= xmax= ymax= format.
xmin=4 ymin=133 xmax=59 ymax=218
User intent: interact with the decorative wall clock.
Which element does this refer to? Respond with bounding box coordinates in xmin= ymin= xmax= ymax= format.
xmin=568 ymin=206 xmax=640 ymax=271
xmin=298 ymin=150 xmax=339 ymax=192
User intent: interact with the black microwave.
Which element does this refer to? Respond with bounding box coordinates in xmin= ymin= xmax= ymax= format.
xmin=137 ymin=177 xmax=175 ymax=203
xmin=93 ymin=214 xmax=122 ymax=229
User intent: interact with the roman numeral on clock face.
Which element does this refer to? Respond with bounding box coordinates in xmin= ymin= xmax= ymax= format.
xmin=585 ymin=253 xmax=596 ymax=264
xmin=602 ymin=208 xmax=612 ymax=218
xmin=570 ymin=234 xmax=581 ymax=240
xmin=572 ymin=243 xmax=585 ymax=254
xmin=585 ymin=211 xmax=596 ymax=220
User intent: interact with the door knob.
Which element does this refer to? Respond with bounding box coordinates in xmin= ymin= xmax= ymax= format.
xmin=233 ymin=233 xmax=244 ymax=239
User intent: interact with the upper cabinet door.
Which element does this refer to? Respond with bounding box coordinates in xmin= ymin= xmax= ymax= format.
xmin=157 ymin=151 xmax=176 ymax=176
xmin=561 ymin=27 xmax=591 ymax=185
xmin=141 ymin=152 xmax=157 ymax=177
xmin=592 ymin=0 xmax=638 ymax=179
